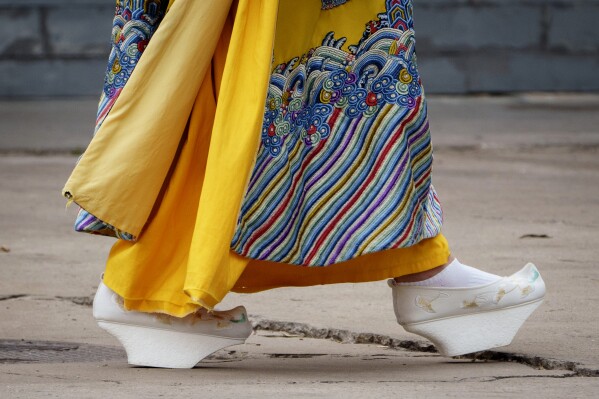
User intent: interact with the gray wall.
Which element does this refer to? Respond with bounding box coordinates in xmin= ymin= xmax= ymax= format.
xmin=417 ymin=0 xmax=599 ymax=93
xmin=0 ymin=0 xmax=114 ymax=98
xmin=1 ymin=0 xmax=598 ymax=98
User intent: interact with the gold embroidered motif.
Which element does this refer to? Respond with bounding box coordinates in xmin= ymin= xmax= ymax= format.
xmin=461 ymin=293 xmax=492 ymax=309
xmin=494 ymin=283 xmax=518 ymax=303
xmin=462 ymin=299 xmax=480 ymax=308
xmin=520 ymin=285 xmax=534 ymax=298
xmin=495 ymin=288 xmax=507 ymax=303
xmin=415 ymin=293 xmax=449 ymax=313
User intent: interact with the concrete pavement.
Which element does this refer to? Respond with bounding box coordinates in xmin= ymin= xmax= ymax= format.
xmin=1 ymin=94 xmax=598 ymax=397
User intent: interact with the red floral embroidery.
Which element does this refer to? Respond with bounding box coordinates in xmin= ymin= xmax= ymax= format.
xmin=137 ymin=40 xmax=149 ymax=52
xmin=366 ymin=92 xmax=378 ymax=106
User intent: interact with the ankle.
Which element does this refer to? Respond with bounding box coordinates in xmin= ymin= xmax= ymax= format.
xmin=394 ymin=264 xmax=448 ymax=283
xmin=394 ymin=256 xmax=454 ymax=283
xmin=394 ymin=258 xmax=501 ymax=288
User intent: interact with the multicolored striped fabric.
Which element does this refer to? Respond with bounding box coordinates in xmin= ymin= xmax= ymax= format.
xmin=230 ymin=0 xmax=443 ymax=266
xmin=73 ymin=0 xmax=167 ymax=240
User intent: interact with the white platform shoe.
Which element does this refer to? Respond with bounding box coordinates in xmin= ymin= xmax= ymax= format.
xmin=388 ymin=263 xmax=546 ymax=357
xmin=93 ymin=281 xmax=253 ymax=368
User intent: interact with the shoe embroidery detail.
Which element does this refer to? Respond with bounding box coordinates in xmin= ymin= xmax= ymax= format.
xmin=495 ymin=288 xmax=508 ymax=303
xmin=461 ymin=293 xmax=490 ymax=309
xmin=495 ymin=284 xmax=518 ymax=303
xmin=147 ymin=308 xmax=248 ymax=330
xmin=231 ymin=312 xmax=248 ymax=324
xmin=462 ymin=282 xmax=520 ymax=309
xmin=191 ymin=309 xmax=242 ymax=329
xmin=528 ymin=266 xmax=540 ymax=283
xmin=415 ymin=292 xmax=449 ymax=313
xmin=519 ymin=266 xmax=540 ymax=298
xmin=509 ymin=274 xmax=536 ymax=299
xmin=520 ymin=284 xmax=534 ymax=298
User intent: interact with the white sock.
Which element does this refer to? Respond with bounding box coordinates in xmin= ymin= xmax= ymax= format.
xmin=398 ymin=258 xmax=501 ymax=288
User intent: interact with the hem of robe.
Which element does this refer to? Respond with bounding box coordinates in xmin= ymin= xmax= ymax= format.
xmin=62 ymin=0 xmax=235 ymax=238
xmin=104 ymin=234 xmax=449 ymax=317
xmin=233 ymin=234 xmax=450 ymax=293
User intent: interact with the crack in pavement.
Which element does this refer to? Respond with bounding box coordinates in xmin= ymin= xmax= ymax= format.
xmin=100 ymin=379 xmax=122 ymax=385
xmin=296 ymin=374 xmax=579 ymax=384
xmin=466 ymin=374 xmax=577 ymax=382
xmin=55 ymin=296 xmax=94 ymax=306
xmin=6 ymin=296 xmax=598 ymax=377
xmin=0 ymin=294 xmax=27 ymax=301
xmin=252 ymin=319 xmax=599 ymax=378
xmin=0 ymin=295 xmax=94 ymax=306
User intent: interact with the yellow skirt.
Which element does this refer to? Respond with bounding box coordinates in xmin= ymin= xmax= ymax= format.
xmin=64 ymin=0 xmax=450 ymax=316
